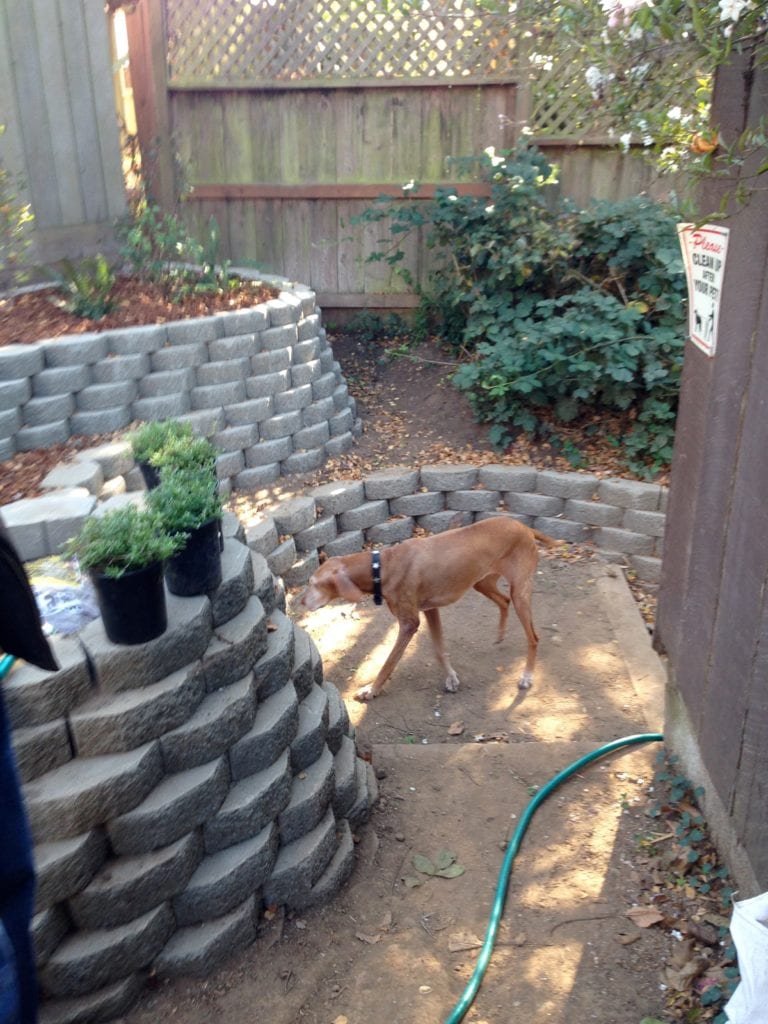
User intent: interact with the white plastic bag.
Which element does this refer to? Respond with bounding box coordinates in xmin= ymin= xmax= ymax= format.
xmin=724 ymin=891 xmax=768 ymax=1023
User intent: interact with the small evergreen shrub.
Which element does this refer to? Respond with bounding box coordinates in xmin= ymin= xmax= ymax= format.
xmin=65 ymin=506 xmax=183 ymax=578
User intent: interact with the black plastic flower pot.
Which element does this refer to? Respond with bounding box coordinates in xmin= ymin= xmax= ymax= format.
xmin=90 ymin=561 xmax=168 ymax=645
xmin=138 ymin=461 xmax=161 ymax=490
xmin=164 ymin=518 xmax=223 ymax=597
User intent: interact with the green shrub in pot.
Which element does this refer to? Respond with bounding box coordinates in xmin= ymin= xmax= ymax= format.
xmin=129 ymin=419 xmax=194 ymax=468
xmin=147 ymin=469 xmax=225 ymax=596
xmin=152 ymin=434 xmax=218 ymax=476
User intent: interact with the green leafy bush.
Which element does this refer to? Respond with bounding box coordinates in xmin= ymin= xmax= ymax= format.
xmin=65 ymin=505 xmax=183 ymax=578
xmin=147 ymin=468 xmax=223 ymax=535
xmin=356 ymin=144 xmax=686 ymax=476
xmin=52 ymin=254 xmax=116 ymax=319
xmin=151 ymin=434 xmax=218 ymax=475
xmin=129 ymin=419 xmax=194 ymax=466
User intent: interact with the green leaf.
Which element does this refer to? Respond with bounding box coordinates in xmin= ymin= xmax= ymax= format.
xmin=436 ymin=863 xmax=466 ymax=879
xmin=412 ymin=854 xmax=436 ymax=876
xmin=402 ymin=875 xmax=422 ymax=888
xmin=434 ymin=850 xmax=457 ymax=871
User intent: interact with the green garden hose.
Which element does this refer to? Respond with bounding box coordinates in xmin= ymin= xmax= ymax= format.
xmin=0 ymin=654 xmax=14 ymax=680
xmin=444 ymin=732 xmax=665 ymax=1024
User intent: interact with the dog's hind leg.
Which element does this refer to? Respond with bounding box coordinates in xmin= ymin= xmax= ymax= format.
xmin=473 ymin=574 xmax=510 ymax=643
xmin=424 ymin=608 xmax=461 ymax=692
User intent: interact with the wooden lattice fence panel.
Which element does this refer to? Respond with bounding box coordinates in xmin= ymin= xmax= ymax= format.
xmin=166 ymin=0 xmax=520 ymax=86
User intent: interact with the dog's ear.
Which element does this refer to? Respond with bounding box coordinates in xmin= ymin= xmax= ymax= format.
xmin=333 ymin=565 xmax=366 ymax=603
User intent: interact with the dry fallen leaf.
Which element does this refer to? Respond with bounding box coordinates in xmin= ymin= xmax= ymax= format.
xmin=356 ymin=931 xmax=381 ymax=945
xmin=626 ymin=906 xmax=665 ymax=928
xmin=448 ymin=721 xmax=465 ymax=736
xmin=448 ymin=931 xmax=483 ymax=953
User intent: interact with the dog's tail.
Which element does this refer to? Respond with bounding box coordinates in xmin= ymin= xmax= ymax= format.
xmin=531 ymin=528 xmax=564 ymax=548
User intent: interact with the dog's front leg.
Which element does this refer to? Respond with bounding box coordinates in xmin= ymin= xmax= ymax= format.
xmin=423 ymin=608 xmax=460 ymax=693
xmin=355 ymin=616 xmax=420 ymax=702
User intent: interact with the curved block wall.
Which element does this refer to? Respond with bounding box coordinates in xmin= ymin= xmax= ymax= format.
xmin=0 ymin=277 xmax=360 ymax=490
xmin=6 ymin=514 xmax=376 ymax=1024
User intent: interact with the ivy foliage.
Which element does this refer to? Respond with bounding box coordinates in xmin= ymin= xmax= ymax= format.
xmin=355 ymin=144 xmax=687 ymax=477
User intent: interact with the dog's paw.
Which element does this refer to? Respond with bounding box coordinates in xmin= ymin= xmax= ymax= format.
xmin=517 ymin=671 xmax=533 ymax=691
xmin=355 ymin=684 xmax=377 ymax=702
xmin=444 ymin=670 xmax=461 ymax=693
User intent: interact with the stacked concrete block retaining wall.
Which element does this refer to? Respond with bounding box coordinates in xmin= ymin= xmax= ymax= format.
xmin=6 ymin=514 xmax=376 ymax=1024
xmin=0 ymin=278 xmax=360 ymax=490
xmin=249 ymin=464 xmax=668 ymax=585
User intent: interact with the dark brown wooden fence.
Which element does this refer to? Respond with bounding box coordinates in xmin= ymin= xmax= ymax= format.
xmin=124 ymin=0 xmax=672 ymax=313
xmin=655 ymin=51 xmax=768 ymax=891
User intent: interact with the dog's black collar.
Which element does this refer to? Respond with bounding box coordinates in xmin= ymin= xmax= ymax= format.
xmin=371 ymin=550 xmax=383 ymax=606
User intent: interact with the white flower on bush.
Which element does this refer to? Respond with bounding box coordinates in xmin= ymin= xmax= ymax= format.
xmin=601 ymin=0 xmax=653 ymax=29
xmin=620 ymin=131 xmax=633 ymax=152
xmin=484 ymin=146 xmax=505 ymax=167
xmin=718 ymin=0 xmax=753 ymax=22
xmin=667 ymin=106 xmax=683 ymax=121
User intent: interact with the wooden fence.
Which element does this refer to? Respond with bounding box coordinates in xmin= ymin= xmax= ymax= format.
xmin=125 ymin=0 xmax=673 ymax=313
xmin=655 ymin=52 xmax=768 ymax=892
xmin=0 ymin=0 xmax=125 ymax=272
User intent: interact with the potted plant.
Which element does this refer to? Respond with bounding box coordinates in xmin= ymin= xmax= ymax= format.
xmin=129 ymin=419 xmax=194 ymax=489
xmin=64 ymin=505 xmax=183 ymax=645
xmin=147 ymin=468 xmax=224 ymax=596
xmin=152 ymin=434 xmax=218 ymax=478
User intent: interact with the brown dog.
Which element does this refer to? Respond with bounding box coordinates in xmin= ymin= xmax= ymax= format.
xmin=300 ymin=516 xmax=556 ymax=702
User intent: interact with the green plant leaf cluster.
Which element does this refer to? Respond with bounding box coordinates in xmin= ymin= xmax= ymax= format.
xmin=52 ymin=254 xmax=116 ymax=320
xmin=402 ymin=849 xmax=465 ymax=887
xmin=356 ymin=144 xmax=687 ymax=476
xmin=147 ymin=468 xmax=223 ymax=534
xmin=129 ymin=418 xmax=195 ymax=465
xmin=150 ymin=434 xmax=218 ymax=475
xmin=65 ymin=505 xmax=184 ymax=578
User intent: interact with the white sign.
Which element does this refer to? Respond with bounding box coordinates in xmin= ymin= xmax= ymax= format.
xmin=677 ymin=223 xmax=730 ymax=358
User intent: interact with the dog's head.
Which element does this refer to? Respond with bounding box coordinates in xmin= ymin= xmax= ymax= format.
xmin=300 ymin=557 xmax=366 ymax=610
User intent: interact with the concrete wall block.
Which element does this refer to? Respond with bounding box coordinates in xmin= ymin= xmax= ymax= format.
xmin=76 ymin=382 xmax=137 ymax=412
xmin=252 ymin=609 xmax=294 ymax=699
xmin=366 ymin=517 xmax=414 ymax=545
xmin=215 ymin=450 xmax=245 ymax=479
xmin=250 ymin=347 xmax=291 ymax=375
xmin=446 ymin=489 xmax=501 ymax=512
xmin=293 ymin=421 xmax=330 ymax=450
xmin=200 ymin=598 xmax=267 ymax=694
xmin=224 ymin=692 xmax=297 ymax=789
xmin=310 ymin=480 xmax=366 ymax=515
xmin=564 ymin=498 xmax=624 ymax=527
xmin=290 ymin=287 xmax=317 ymax=318
xmin=278 ymin=746 xmax=334 ymax=845
xmin=262 ymin=808 xmax=337 ymax=907
xmin=420 ymin=464 xmax=479 ymax=491
xmin=225 ymin=396 xmax=273 ymax=427
xmin=293 ymin=337 xmax=320 ymax=364
xmin=160 ymin=674 xmax=257 ymax=772
xmin=284 ymin=549 xmax=321 ymax=588
xmin=290 ymin=359 xmax=322 ymax=388
xmin=165 ymin=317 xmax=221 ymax=346
xmin=132 ymin=393 xmax=191 ymax=422
xmin=533 ymin=516 xmax=591 ymax=543
xmin=191 ymin=381 xmax=246 ymax=410
xmin=245 ymin=436 xmax=293 ymax=467
xmin=33 ymin=365 xmax=91 ymax=396
xmin=213 ymin=423 xmax=257 ymax=453
xmin=12 ymin=719 xmax=72 ymax=785
xmin=390 ymin=491 xmax=444 ymax=516
xmin=536 ymin=470 xmax=599 ymax=499
xmin=138 ymin=369 xmax=194 ymax=398
xmin=42 ymin=335 xmax=108 ymax=368
xmin=0 ymin=377 xmax=31 ymax=410
xmin=71 ymin=407 xmax=133 ymax=438
xmin=0 ymin=406 xmax=21 ymax=435
xmin=196 ymin=358 xmax=250 ymax=387
xmin=245 ymin=518 xmax=279 ymax=557
xmin=324 ymin=432 xmax=354 ymax=458
xmin=150 ymin=342 xmax=207 ymax=372
xmin=260 ymin=324 xmax=298 ymax=351
xmin=0 ymin=343 xmax=45 ymax=380
xmin=322 ymin=530 xmax=364 ymax=556
xmin=104 ymin=325 xmax=167 ymax=356
xmin=631 ymin=554 xmax=663 ymax=583
xmin=597 ymin=478 xmax=663 ymax=511
xmin=303 ymin=396 xmax=335 ymax=427
xmin=477 ymin=464 xmax=537 ymax=491
xmin=267 ymin=296 xmax=301 ymax=326
xmin=0 ymin=436 xmax=14 ymax=460
xmin=275 ymin=384 xmax=313 ymax=414
xmin=23 ymin=393 xmax=75 ymax=426
xmin=234 ymin=464 xmax=281 ymax=491
xmin=294 ymin=514 xmax=337 ymax=553
xmin=297 ymin=314 xmax=321 ymax=341
xmin=177 ymin=408 xmax=224 ymax=437
xmin=216 ymin=307 xmax=269 ymax=336
xmin=311 ymin=371 xmax=337 ymax=400
xmin=92 ymin=354 xmax=149 ymax=385
xmin=364 ymin=467 xmax=420 ymax=500
xmin=623 ymin=508 xmax=666 ymax=537
xmin=332 ymin=383 xmax=349 ymax=410
xmin=41 ymin=460 xmax=103 ymax=495
xmin=328 ymin=407 xmax=353 ymax=436
xmin=74 ymin=440 xmax=133 ymax=479
xmin=153 ymin=895 xmax=257 ymax=978
xmin=505 ymin=492 xmax=564 ymax=517
xmin=208 ymin=333 xmax=259 ymax=361
xmin=34 ymin=828 xmax=109 ymax=914
xmin=593 ymin=526 xmax=655 ymax=555
xmin=246 ymin=369 xmax=291 ymax=398
xmin=271 ymin=497 xmax=316 ymax=534
xmin=260 ymin=409 xmax=303 ymax=440
xmin=267 ymin=537 xmax=297 ymax=577
xmin=338 ymin=500 xmax=389 ymax=532
xmin=417 ymin=510 xmax=472 ymax=533
xmin=16 ymin=420 xmax=71 ymax=451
